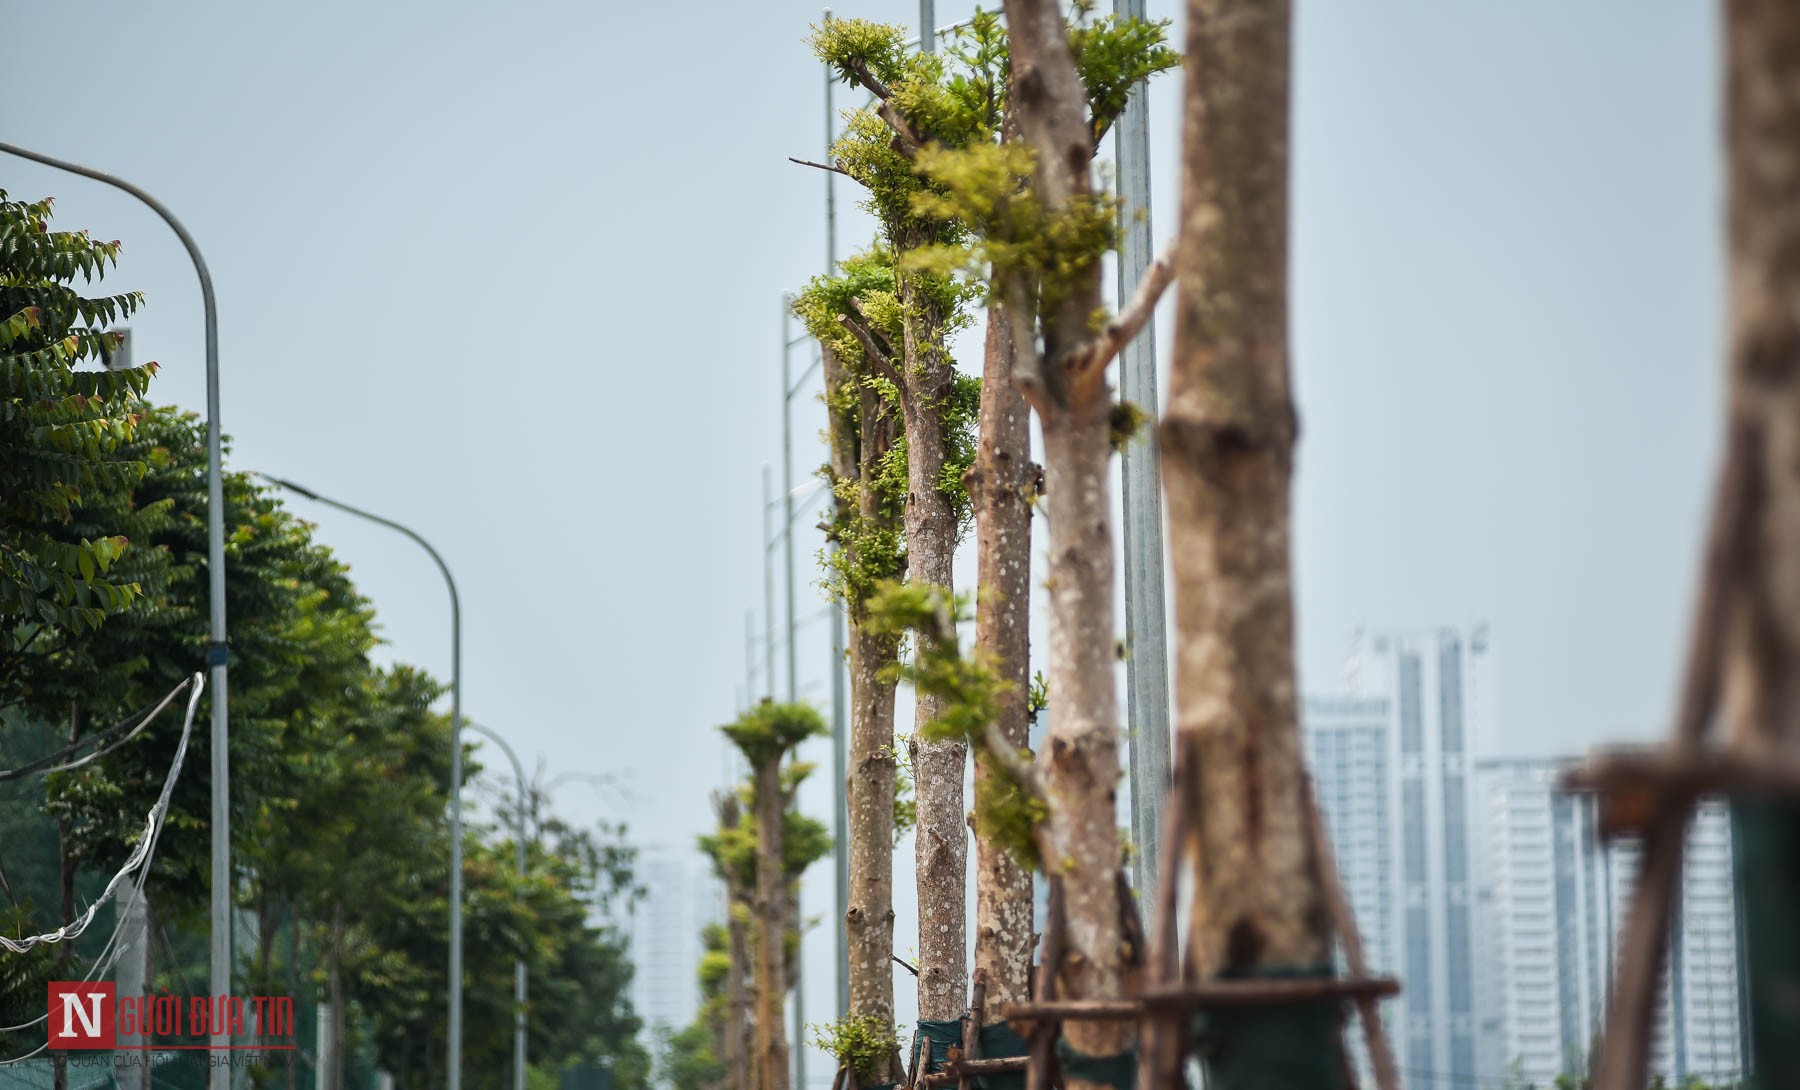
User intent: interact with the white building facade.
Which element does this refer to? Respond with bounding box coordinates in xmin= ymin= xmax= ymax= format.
xmin=1306 ymin=627 xmax=1743 ymax=1088
xmin=628 ymin=846 xmax=720 ymax=1046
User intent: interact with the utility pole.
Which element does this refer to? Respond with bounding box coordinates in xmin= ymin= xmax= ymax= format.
xmin=920 ymin=0 xmax=935 ymax=51
xmin=1113 ymin=0 xmax=1171 ymax=912
xmin=0 ymin=143 xmax=235 ymax=1090
xmin=781 ymin=307 xmax=808 ymax=1090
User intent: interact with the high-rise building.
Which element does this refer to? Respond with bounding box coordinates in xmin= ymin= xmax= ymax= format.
xmin=1305 ymin=626 xmax=1496 ymax=1089
xmin=1475 ymin=759 xmax=1743 ymax=1087
xmin=628 ymin=846 xmax=721 ymax=1051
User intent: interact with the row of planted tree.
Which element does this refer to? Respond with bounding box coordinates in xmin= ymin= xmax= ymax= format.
xmin=670 ymin=4 xmax=1362 ymax=1090
xmin=0 ymin=192 xmax=652 ymax=1089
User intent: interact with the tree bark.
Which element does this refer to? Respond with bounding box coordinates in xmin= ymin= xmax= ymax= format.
xmin=823 ymin=340 xmax=903 ymax=1029
xmin=753 ymin=756 xmax=791 ymax=1090
xmin=898 ymin=254 xmax=970 ymax=1024
xmin=1164 ymin=0 xmax=1329 ymax=985
xmin=1001 ymin=0 xmax=1132 ymax=1074
xmin=969 ymin=303 xmax=1036 ymax=1012
xmin=716 ymin=791 xmax=753 ymax=1090
xmin=326 ymin=909 xmax=346 ymax=1090
xmin=1717 ymin=3 xmax=1800 ymax=1087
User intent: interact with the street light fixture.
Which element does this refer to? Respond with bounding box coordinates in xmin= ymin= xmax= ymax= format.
xmin=256 ymin=473 xmax=467 ymax=1090
xmin=465 ymin=722 xmax=529 ymax=1090
xmin=0 ymin=141 xmax=234 ymax=1090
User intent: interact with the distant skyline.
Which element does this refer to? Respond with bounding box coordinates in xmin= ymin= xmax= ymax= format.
xmin=3 ymin=3 xmax=1724 ymax=1081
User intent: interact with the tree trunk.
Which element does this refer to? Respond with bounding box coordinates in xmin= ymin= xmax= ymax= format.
xmin=753 ymin=756 xmax=791 ymax=1090
xmin=326 ymin=910 xmax=346 ymax=1090
xmin=847 ymin=624 xmax=899 ymax=1023
xmin=898 ymin=258 xmax=969 ymax=1024
xmin=53 ymin=701 xmax=80 ymax=1090
xmin=1161 ymin=0 xmax=1337 ymax=1083
xmin=823 ymin=339 xmax=903 ymax=1029
xmin=969 ymin=303 xmax=1036 ymax=1011
xmin=1002 ymin=0 xmax=1131 ymax=1075
xmin=1718 ymin=2 xmax=1800 ymax=1086
xmin=726 ymin=899 xmax=753 ymax=1090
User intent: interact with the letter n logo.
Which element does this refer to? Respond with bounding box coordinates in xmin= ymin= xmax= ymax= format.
xmin=48 ymin=981 xmax=114 ymax=1049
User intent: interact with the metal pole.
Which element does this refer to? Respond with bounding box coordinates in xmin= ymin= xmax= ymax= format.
xmin=919 ymin=0 xmax=935 ymax=52
xmin=258 ymin=475 xmax=464 ymax=1090
xmin=781 ymin=307 xmax=809 ymax=1090
xmin=1109 ymin=0 xmax=1172 ymax=914
xmin=763 ymin=466 xmax=777 ymax=701
xmin=0 ymin=141 xmax=233 ymax=1090
xmin=466 ymin=723 xmax=529 ymax=1090
xmin=822 ymin=6 xmax=852 ymax=1024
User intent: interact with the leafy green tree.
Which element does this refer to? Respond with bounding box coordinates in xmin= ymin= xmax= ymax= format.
xmin=810 ymin=21 xmax=987 ymax=1021
xmin=720 ymin=703 xmax=826 ymax=1090
xmin=0 ymin=192 xmax=159 ymax=705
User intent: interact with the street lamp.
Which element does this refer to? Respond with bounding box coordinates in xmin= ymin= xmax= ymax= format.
xmin=0 ymin=141 xmax=234 ymax=1090
xmin=466 ymin=722 xmax=529 ymax=1090
xmin=256 ymin=474 xmax=467 ymax=1090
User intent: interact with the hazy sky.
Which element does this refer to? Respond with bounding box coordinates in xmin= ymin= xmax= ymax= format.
xmin=4 ymin=0 xmax=1720 ymax=1074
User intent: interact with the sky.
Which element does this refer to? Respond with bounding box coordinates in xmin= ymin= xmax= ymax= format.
xmin=3 ymin=0 xmax=1721 ymax=1078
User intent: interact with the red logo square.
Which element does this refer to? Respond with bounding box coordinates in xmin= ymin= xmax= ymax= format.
xmin=48 ymin=982 xmax=114 ymax=1049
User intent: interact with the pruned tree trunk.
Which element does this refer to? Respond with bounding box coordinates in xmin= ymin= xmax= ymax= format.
xmin=1161 ymin=0 xmax=1337 ymax=1083
xmin=898 ymin=263 xmax=969 ymax=1024
xmin=752 ymin=755 xmax=791 ymax=1090
xmin=716 ymin=790 xmax=753 ymax=1090
xmin=1002 ymin=0 xmax=1133 ymax=1074
xmin=824 ymin=339 xmax=903 ymax=1027
xmin=1717 ymin=2 xmax=1800 ymax=1086
xmin=969 ymin=304 xmax=1035 ymax=1012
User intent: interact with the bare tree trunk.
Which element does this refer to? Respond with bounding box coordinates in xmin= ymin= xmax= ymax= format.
xmin=898 ymin=261 xmax=969 ymax=1024
xmin=727 ymin=905 xmax=753 ymax=1090
xmin=969 ymin=305 xmax=1035 ymax=1012
xmin=1717 ymin=3 xmax=1800 ymax=1086
xmin=1001 ymin=0 xmax=1132 ymax=1074
xmin=823 ymin=340 xmax=903 ymax=1028
xmin=715 ymin=789 xmax=753 ymax=1090
xmin=1161 ymin=0 xmax=1337 ymax=1082
xmin=753 ymin=756 xmax=791 ymax=1090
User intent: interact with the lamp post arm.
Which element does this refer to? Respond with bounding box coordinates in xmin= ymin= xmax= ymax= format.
xmin=255 ymin=472 xmax=466 ymax=1090
xmin=0 ymin=140 xmax=234 ymax=1090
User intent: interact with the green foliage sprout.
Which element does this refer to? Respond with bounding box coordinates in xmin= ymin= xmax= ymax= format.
xmin=811 ymin=1012 xmax=902 ymax=1083
xmin=866 ymin=582 xmax=1047 ymax=870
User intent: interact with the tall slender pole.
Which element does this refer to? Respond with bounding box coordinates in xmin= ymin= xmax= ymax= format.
xmin=258 ymin=475 xmax=463 ymax=1090
xmin=1110 ymin=0 xmax=1171 ymax=912
xmin=0 ymin=142 xmax=233 ymax=1090
xmin=763 ymin=466 xmax=777 ymax=700
xmin=781 ymin=307 xmax=809 ymax=1090
xmin=821 ymin=13 xmax=853 ymax=1022
xmin=465 ymin=723 xmax=529 ymax=1090
xmin=919 ymin=0 xmax=935 ymax=51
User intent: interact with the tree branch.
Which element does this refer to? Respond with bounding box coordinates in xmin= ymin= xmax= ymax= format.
xmin=836 ymin=311 xmax=904 ymax=391
xmin=1067 ymin=236 xmax=1178 ymax=381
xmin=788 ymin=156 xmax=853 ymax=178
xmin=847 ymin=58 xmax=892 ymax=101
xmin=1001 ymin=274 xmax=1050 ymax=417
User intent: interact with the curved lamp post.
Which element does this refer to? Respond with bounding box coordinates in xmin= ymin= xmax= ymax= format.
xmin=0 ymin=141 xmax=233 ymax=1090
xmin=465 ymin=722 xmax=529 ymax=1090
xmin=257 ymin=474 xmax=465 ymax=1090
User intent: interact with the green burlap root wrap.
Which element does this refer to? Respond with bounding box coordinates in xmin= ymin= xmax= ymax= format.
xmin=912 ymin=1018 xmax=967 ymax=1077
xmin=1189 ymin=966 xmax=1343 ymax=1090
xmin=1734 ymin=798 xmax=1800 ymax=1090
xmin=1054 ymin=1038 xmax=1137 ymax=1090
xmin=973 ymin=1021 xmax=1031 ymax=1090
